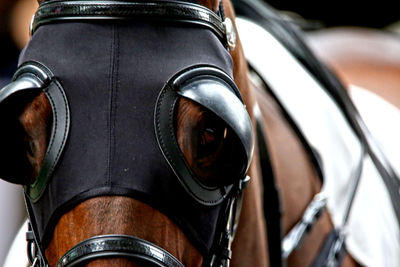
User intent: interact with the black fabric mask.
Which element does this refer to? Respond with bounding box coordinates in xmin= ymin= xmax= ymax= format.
xmin=0 ymin=19 xmax=253 ymax=258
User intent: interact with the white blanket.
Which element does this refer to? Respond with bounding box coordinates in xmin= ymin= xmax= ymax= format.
xmin=236 ymin=17 xmax=400 ymax=266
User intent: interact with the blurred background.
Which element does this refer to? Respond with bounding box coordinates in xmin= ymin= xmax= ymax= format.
xmin=0 ymin=0 xmax=37 ymax=87
xmin=266 ymin=0 xmax=400 ymax=31
xmin=0 ymin=1 xmax=37 ymax=266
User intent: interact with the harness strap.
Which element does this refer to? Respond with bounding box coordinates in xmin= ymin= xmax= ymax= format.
xmin=311 ymin=230 xmax=347 ymax=267
xmin=209 ymin=176 xmax=250 ymax=267
xmin=282 ymin=193 xmax=327 ymax=259
xmin=254 ymin=108 xmax=283 ymax=267
xmin=25 ymin=196 xmax=49 ymax=267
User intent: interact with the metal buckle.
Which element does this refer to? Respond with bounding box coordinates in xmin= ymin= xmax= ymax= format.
xmin=224 ymin=18 xmax=236 ymax=51
xmin=29 ymin=14 xmax=35 ymax=37
xmin=30 ymin=257 xmax=39 ymax=267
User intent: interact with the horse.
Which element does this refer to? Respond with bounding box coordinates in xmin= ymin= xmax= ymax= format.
xmin=1 ymin=0 xmax=399 ymax=266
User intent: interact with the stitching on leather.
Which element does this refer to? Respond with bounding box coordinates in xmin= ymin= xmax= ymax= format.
xmin=45 ymin=90 xmax=57 ymax=157
xmin=33 ymin=1 xmax=225 ymax=38
xmin=49 ymin=80 xmax=69 ymax=167
xmin=106 ymin=24 xmax=115 ymax=185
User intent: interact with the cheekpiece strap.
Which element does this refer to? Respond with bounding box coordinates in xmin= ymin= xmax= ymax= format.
xmin=209 ymin=176 xmax=250 ymax=267
xmin=30 ymin=0 xmax=236 ymax=49
xmin=26 ymin=221 xmax=48 ymax=267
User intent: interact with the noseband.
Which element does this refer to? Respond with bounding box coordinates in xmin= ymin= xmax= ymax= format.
xmin=12 ymin=1 xmax=253 ymax=267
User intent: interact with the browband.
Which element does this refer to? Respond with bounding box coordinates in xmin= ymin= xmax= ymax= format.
xmin=30 ymin=0 xmax=236 ymax=49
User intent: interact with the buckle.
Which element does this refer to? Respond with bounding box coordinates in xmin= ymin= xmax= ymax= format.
xmin=224 ymin=18 xmax=236 ymax=51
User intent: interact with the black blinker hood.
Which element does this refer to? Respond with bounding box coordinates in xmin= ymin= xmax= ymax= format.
xmin=0 ymin=20 xmax=254 ymax=256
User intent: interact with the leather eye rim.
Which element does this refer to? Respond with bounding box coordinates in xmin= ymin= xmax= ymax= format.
xmin=0 ymin=61 xmax=71 ymax=202
xmin=176 ymin=101 xmax=238 ymax=187
xmin=154 ymin=65 xmax=254 ymax=206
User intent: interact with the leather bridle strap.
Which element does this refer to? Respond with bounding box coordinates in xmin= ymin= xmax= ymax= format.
xmin=254 ymin=105 xmax=283 ymax=267
xmin=56 ymin=235 xmax=184 ymax=267
xmin=281 ymin=193 xmax=327 ymax=259
xmin=30 ymin=0 xmax=230 ymax=47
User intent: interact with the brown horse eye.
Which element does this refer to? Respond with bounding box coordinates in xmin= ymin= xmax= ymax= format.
xmin=176 ymin=98 xmax=246 ymax=187
xmin=200 ymin=128 xmax=216 ymax=145
xmin=200 ymin=127 xmax=228 ymax=145
xmin=23 ymin=135 xmax=35 ymax=157
xmin=176 ymin=98 xmax=229 ymax=185
xmin=197 ymin=123 xmax=227 ymax=162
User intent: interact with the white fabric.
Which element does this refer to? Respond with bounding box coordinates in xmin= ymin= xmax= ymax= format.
xmin=4 ymin=220 xmax=28 ymax=267
xmin=0 ymin=181 xmax=26 ymax=266
xmin=347 ymin=85 xmax=400 ymax=265
xmin=349 ymin=85 xmax=400 ymax=177
xmin=236 ymin=17 xmax=400 ymax=266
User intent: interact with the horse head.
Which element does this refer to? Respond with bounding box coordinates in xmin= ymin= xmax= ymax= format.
xmin=0 ymin=0 xmax=269 ymax=266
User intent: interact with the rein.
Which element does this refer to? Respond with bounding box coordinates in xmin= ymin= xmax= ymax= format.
xmin=22 ymin=1 xmax=249 ymax=267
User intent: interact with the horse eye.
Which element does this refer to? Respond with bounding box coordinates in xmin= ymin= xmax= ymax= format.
xmin=176 ymin=98 xmax=238 ymax=186
xmin=200 ymin=127 xmax=228 ymax=145
xmin=200 ymin=128 xmax=216 ymax=145
xmin=23 ymin=135 xmax=35 ymax=157
xmin=197 ymin=118 xmax=228 ymax=161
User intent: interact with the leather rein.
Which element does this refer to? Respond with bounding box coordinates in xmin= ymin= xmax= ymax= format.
xmin=26 ymin=1 xmax=244 ymax=267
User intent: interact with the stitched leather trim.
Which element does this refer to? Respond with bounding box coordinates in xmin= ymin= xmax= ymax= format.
xmin=31 ymin=0 xmax=227 ymax=44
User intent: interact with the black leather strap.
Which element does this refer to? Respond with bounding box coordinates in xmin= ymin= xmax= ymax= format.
xmin=31 ymin=0 xmax=227 ymax=43
xmin=311 ymin=230 xmax=346 ymax=267
xmin=255 ymin=117 xmax=283 ymax=267
xmin=56 ymin=235 xmax=184 ymax=267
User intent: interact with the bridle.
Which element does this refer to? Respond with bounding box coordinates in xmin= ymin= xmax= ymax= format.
xmin=19 ymin=1 xmax=253 ymax=267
